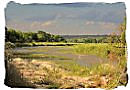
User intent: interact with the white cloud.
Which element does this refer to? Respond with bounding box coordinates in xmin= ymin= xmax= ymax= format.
xmin=30 ymin=21 xmax=41 ymax=28
xmin=41 ymin=21 xmax=54 ymax=27
xmin=86 ymin=21 xmax=95 ymax=25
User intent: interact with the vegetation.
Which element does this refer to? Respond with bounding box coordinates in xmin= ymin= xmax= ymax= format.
xmin=66 ymin=35 xmax=120 ymax=43
xmin=73 ymin=43 xmax=126 ymax=58
xmin=5 ymin=27 xmax=122 ymax=46
xmin=5 ymin=42 xmax=15 ymax=62
xmin=119 ymin=17 xmax=126 ymax=45
xmin=15 ymin=42 xmax=78 ymax=47
xmin=5 ymin=28 xmax=65 ymax=43
xmin=5 ymin=43 xmax=127 ymax=88
xmin=5 ymin=54 xmax=127 ymax=88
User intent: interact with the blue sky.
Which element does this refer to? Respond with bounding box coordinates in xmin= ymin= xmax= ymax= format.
xmin=5 ymin=1 xmax=126 ymax=35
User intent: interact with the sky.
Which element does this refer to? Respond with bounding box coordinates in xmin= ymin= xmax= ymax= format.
xmin=5 ymin=1 xmax=126 ymax=35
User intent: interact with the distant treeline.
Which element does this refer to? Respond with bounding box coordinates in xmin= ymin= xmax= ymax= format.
xmin=63 ymin=34 xmax=121 ymax=43
xmin=5 ymin=27 xmax=65 ymax=43
xmin=5 ymin=27 xmax=121 ymax=44
xmin=66 ymin=36 xmax=121 ymax=43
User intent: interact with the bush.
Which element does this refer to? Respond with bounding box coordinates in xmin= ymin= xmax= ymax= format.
xmin=5 ymin=42 xmax=15 ymax=62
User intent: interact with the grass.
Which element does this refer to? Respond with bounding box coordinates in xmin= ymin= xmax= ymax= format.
xmin=53 ymin=59 xmax=128 ymax=88
xmin=72 ymin=43 xmax=127 ymax=72
xmin=6 ymin=43 xmax=128 ymax=88
xmin=55 ymin=60 xmax=128 ymax=88
xmin=36 ymin=67 xmax=62 ymax=89
xmin=54 ymin=60 xmax=90 ymax=77
xmin=73 ymin=43 xmax=126 ymax=58
xmin=72 ymin=43 xmax=127 ymax=88
xmin=15 ymin=42 xmax=82 ymax=47
xmin=13 ymin=52 xmax=73 ymax=60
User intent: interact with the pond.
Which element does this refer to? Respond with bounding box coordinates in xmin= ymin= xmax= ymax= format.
xmin=13 ymin=46 xmax=109 ymax=67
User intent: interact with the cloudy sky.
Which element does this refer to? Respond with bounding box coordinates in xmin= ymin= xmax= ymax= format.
xmin=5 ymin=1 xmax=126 ymax=35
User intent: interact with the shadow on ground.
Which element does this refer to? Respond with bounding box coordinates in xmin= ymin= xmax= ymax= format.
xmin=4 ymin=61 xmax=36 ymax=88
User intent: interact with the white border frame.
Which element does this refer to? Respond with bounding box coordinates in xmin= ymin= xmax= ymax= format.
xmin=0 ymin=0 xmax=129 ymax=90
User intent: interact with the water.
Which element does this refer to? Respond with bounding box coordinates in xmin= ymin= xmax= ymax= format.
xmin=14 ymin=46 xmax=108 ymax=67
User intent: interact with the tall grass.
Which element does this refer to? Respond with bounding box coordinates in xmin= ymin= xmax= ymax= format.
xmin=73 ymin=43 xmax=126 ymax=59
xmin=54 ymin=60 xmax=90 ymax=76
xmin=72 ymin=43 xmax=127 ymax=88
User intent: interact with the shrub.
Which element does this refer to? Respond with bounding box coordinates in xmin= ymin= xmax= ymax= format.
xmin=5 ymin=42 xmax=15 ymax=62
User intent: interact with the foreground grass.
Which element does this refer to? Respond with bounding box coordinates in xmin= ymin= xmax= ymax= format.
xmin=53 ymin=60 xmax=90 ymax=77
xmin=54 ymin=59 xmax=127 ymax=88
xmin=6 ymin=58 xmax=127 ymax=89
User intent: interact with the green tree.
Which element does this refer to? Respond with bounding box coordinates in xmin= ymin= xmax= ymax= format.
xmin=5 ymin=28 xmax=65 ymax=43
xmin=37 ymin=31 xmax=46 ymax=42
xmin=53 ymin=35 xmax=64 ymax=42
xmin=7 ymin=29 xmax=17 ymax=43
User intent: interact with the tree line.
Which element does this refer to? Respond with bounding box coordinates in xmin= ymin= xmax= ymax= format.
xmin=5 ymin=27 xmax=65 ymax=43
xmin=5 ymin=27 xmax=123 ymax=44
xmin=66 ymin=35 xmax=121 ymax=43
